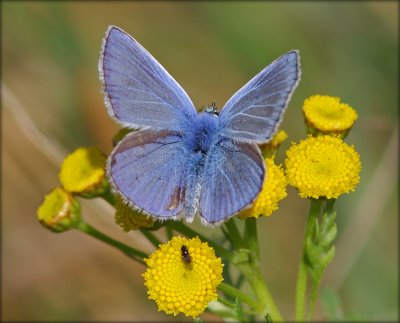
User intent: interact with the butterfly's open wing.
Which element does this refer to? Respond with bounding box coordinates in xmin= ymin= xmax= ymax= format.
xmin=219 ymin=50 xmax=300 ymax=143
xmin=199 ymin=139 xmax=264 ymax=225
xmin=100 ymin=26 xmax=196 ymax=132
xmin=108 ymin=130 xmax=187 ymax=219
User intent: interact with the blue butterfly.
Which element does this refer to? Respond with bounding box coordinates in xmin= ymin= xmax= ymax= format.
xmin=99 ymin=26 xmax=300 ymax=226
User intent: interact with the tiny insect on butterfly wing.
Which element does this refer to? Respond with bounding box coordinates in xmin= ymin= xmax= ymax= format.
xmin=99 ymin=26 xmax=196 ymax=132
xmin=219 ymin=50 xmax=301 ymax=143
xmin=108 ymin=129 xmax=187 ymax=218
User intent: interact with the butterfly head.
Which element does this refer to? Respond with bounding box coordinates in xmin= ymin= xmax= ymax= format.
xmin=204 ymin=102 xmax=220 ymax=117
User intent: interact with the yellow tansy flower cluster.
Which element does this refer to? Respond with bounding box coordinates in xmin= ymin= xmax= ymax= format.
xmin=285 ymin=135 xmax=361 ymax=199
xmin=260 ymin=130 xmax=288 ymax=157
xmin=268 ymin=130 xmax=288 ymax=148
xmin=37 ymin=187 xmax=81 ymax=232
xmin=115 ymin=196 xmax=155 ymax=231
xmin=143 ymin=236 xmax=223 ymax=318
xmin=303 ymin=95 xmax=358 ymax=134
xmin=239 ymin=158 xmax=287 ymax=219
xmin=38 ymin=146 xmax=110 ymax=232
xmin=59 ymin=146 xmax=107 ymax=195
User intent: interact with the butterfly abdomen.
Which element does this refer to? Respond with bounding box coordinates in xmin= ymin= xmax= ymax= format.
xmin=180 ymin=112 xmax=222 ymax=221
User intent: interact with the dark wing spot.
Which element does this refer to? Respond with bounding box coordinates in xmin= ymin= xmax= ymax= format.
xmin=166 ymin=186 xmax=184 ymax=211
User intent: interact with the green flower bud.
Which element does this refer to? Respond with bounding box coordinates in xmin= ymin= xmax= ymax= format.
xmin=259 ymin=130 xmax=288 ymax=158
xmin=115 ymin=196 xmax=155 ymax=231
xmin=37 ymin=187 xmax=81 ymax=233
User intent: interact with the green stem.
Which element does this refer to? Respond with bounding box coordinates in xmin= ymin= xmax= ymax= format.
xmin=75 ymin=221 xmax=147 ymax=265
xmin=325 ymin=198 xmax=335 ymax=213
xmin=165 ymin=225 xmax=173 ymax=240
xmin=295 ymin=261 xmax=308 ymax=321
xmin=217 ymin=296 xmax=236 ymax=309
xmin=247 ymin=269 xmax=283 ymax=321
xmin=224 ymin=218 xmax=244 ymax=248
xmin=140 ymin=229 xmax=162 ymax=248
xmin=307 ymin=199 xmax=336 ymax=321
xmin=235 ymin=272 xmax=245 ymax=289
xmin=205 ymin=308 xmax=235 ymax=320
xmin=216 ymin=297 xmax=258 ymax=316
xmin=99 ymin=188 xmax=116 ymax=206
xmin=295 ymin=198 xmax=323 ymax=321
xmin=222 ymin=262 xmax=234 ymax=288
xmin=307 ymin=278 xmax=321 ymax=321
xmin=218 ymin=282 xmax=259 ymax=310
xmin=243 ymin=218 xmax=259 ymax=255
xmin=235 ymin=218 xmax=283 ymax=321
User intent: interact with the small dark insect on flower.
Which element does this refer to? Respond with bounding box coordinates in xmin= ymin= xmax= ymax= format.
xmin=181 ymin=245 xmax=192 ymax=264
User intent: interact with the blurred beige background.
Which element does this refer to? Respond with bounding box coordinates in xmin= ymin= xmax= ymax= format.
xmin=1 ymin=1 xmax=398 ymax=321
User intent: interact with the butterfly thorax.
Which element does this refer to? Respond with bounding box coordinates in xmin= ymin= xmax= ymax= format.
xmin=183 ymin=112 xmax=220 ymax=155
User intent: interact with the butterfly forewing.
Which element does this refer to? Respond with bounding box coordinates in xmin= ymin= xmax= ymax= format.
xmin=219 ymin=50 xmax=300 ymax=143
xmin=100 ymin=26 xmax=196 ymax=132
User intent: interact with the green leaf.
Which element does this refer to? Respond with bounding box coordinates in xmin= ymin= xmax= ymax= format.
xmin=320 ymin=246 xmax=335 ymax=268
xmin=231 ymin=248 xmax=252 ymax=265
xmin=235 ymin=272 xmax=245 ymax=289
xmin=234 ymin=297 xmax=245 ymax=323
xmin=319 ymin=212 xmax=337 ymax=247
xmin=265 ymin=312 xmax=273 ymax=322
xmin=320 ymin=288 xmax=343 ymax=320
xmin=305 ymin=211 xmax=337 ymax=276
xmin=304 ymin=210 xmax=338 ymax=287
xmin=222 ymin=261 xmax=232 ymax=282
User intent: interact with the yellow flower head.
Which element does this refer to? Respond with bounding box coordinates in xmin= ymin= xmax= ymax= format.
xmin=37 ymin=187 xmax=81 ymax=232
xmin=260 ymin=130 xmax=288 ymax=157
xmin=239 ymin=158 xmax=287 ymax=219
xmin=59 ymin=146 xmax=107 ymax=196
xmin=115 ymin=196 xmax=155 ymax=231
xmin=303 ymin=95 xmax=358 ymax=134
xmin=143 ymin=236 xmax=223 ymax=318
xmin=269 ymin=130 xmax=288 ymax=148
xmin=285 ymin=135 xmax=361 ymax=199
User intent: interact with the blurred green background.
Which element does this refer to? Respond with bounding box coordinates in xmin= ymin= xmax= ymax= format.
xmin=1 ymin=1 xmax=398 ymax=321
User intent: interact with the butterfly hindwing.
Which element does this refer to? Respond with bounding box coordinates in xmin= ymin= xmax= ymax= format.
xmin=100 ymin=26 xmax=196 ymax=132
xmin=219 ymin=50 xmax=300 ymax=143
xmin=199 ymin=138 xmax=265 ymax=225
xmin=108 ymin=130 xmax=187 ymax=219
